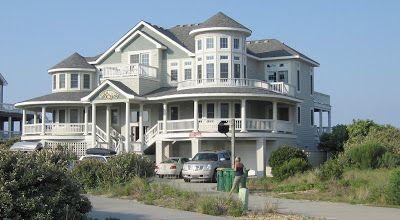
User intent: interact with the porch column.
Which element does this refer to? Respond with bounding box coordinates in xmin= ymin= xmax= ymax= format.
xmin=256 ymin=138 xmax=266 ymax=176
xmin=156 ymin=140 xmax=163 ymax=164
xmin=138 ymin=103 xmax=144 ymax=143
xmin=84 ymin=106 xmax=89 ymax=135
xmin=272 ymin=101 xmax=278 ymax=132
xmin=92 ymin=104 xmax=97 ymax=146
xmin=8 ymin=116 xmax=12 ymax=138
xmin=191 ymin=138 xmax=200 ymax=158
xmin=319 ymin=110 xmax=323 ymax=133
xmin=240 ymin=99 xmax=247 ymax=132
xmin=41 ymin=106 xmax=46 ymax=135
xmin=193 ymin=100 xmax=199 ymax=132
xmin=33 ymin=112 xmax=38 ymax=124
xmin=328 ymin=111 xmax=332 ymax=133
xmin=106 ymin=105 xmax=111 ymax=144
xmin=163 ymin=103 xmax=167 ymax=133
xmin=22 ymin=110 xmax=26 ymax=135
xmin=125 ymin=102 xmax=131 ymax=152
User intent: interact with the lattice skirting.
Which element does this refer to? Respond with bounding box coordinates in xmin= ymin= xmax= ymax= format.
xmin=44 ymin=141 xmax=88 ymax=157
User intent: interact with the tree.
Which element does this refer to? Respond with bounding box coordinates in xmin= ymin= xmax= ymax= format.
xmin=319 ymin=124 xmax=349 ymax=153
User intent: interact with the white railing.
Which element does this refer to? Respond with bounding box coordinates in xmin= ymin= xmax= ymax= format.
xmin=246 ymin=119 xmax=273 ymax=131
xmin=45 ymin=123 xmax=87 ymax=135
xmin=313 ymin=92 xmax=330 ymax=106
xmin=145 ymin=123 xmax=160 ymax=143
xmin=24 ymin=124 xmax=42 ymax=135
xmin=198 ymin=118 xmax=241 ymax=132
xmin=100 ymin=64 xmax=158 ymax=79
xmin=176 ymin=78 xmax=295 ymax=96
xmin=96 ymin=125 xmax=107 ymax=142
xmin=166 ymin=119 xmax=194 ymax=132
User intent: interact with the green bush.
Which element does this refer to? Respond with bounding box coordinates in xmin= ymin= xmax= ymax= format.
xmin=386 ymin=169 xmax=400 ymax=205
xmin=344 ymin=142 xmax=386 ymax=169
xmin=319 ymin=124 xmax=349 ymax=153
xmin=272 ymin=158 xmax=311 ymax=181
xmin=0 ymin=150 xmax=91 ymax=219
xmin=378 ymin=152 xmax=400 ymax=168
xmin=347 ymin=119 xmax=379 ymax=138
xmin=317 ymin=159 xmax=344 ymax=181
xmin=269 ymin=145 xmax=308 ymax=169
xmin=199 ymin=196 xmax=244 ymax=217
xmin=71 ymin=159 xmax=108 ymax=189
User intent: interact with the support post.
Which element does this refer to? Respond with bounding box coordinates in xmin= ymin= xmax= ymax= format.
xmin=163 ymin=103 xmax=167 ymax=133
xmin=84 ymin=106 xmax=89 ymax=135
xmin=8 ymin=116 xmax=12 ymax=138
xmin=92 ymin=104 xmax=96 ymax=146
xmin=22 ymin=110 xmax=26 ymax=135
xmin=125 ymin=102 xmax=131 ymax=152
xmin=319 ymin=110 xmax=323 ymax=134
xmin=193 ymin=100 xmax=199 ymax=132
xmin=41 ymin=107 xmax=46 ymax=135
xmin=231 ymin=118 xmax=236 ymax=167
xmin=328 ymin=111 xmax=332 ymax=133
xmin=106 ymin=105 xmax=111 ymax=144
xmin=33 ymin=112 xmax=38 ymax=124
xmin=138 ymin=103 xmax=144 ymax=143
xmin=191 ymin=139 xmax=200 ymax=158
xmin=156 ymin=140 xmax=163 ymax=164
xmin=272 ymin=101 xmax=278 ymax=132
xmin=256 ymin=138 xmax=266 ymax=176
xmin=240 ymin=99 xmax=247 ymax=132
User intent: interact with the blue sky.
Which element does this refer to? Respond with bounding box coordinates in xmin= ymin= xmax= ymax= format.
xmin=0 ymin=0 xmax=399 ymax=127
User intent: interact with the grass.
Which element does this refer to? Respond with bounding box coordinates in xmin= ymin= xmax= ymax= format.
xmin=247 ymin=168 xmax=398 ymax=207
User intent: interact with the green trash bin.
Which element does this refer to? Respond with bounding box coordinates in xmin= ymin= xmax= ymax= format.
xmin=223 ymin=168 xmax=234 ymax=192
xmin=216 ymin=168 xmax=225 ymax=191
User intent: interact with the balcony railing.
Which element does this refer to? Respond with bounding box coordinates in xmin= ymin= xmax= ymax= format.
xmin=23 ymin=123 xmax=93 ymax=136
xmin=100 ymin=64 xmax=158 ymax=79
xmin=313 ymin=92 xmax=330 ymax=106
xmin=177 ymin=78 xmax=294 ymax=96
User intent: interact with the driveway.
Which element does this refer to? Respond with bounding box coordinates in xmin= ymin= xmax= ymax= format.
xmin=87 ymin=195 xmax=229 ymax=220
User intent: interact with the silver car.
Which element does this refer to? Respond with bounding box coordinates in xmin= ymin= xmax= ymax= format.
xmin=182 ymin=151 xmax=231 ymax=182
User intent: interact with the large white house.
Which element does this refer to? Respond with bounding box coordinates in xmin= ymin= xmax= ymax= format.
xmin=15 ymin=12 xmax=331 ymax=176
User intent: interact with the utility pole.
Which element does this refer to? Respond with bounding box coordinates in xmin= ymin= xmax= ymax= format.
xmin=230 ymin=118 xmax=235 ymax=167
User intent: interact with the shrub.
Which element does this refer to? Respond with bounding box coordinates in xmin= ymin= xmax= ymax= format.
xmin=272 ymin=158 xmax=311 ymax=181
xmin=347 ymin=119 xmax=379 ymax=138
xmin=269 ymin=145 xmax=308 ymax=169
xmin=318 ymin=159 xmax=344 ymax=181
xmin=199 ymin=196 xmax=244 ymax=217
xmin=378 ymin=152 xmax=400 ymax=168
xmin=386 ymin=169 xmax=400 ymax=205
xmin=319 ymin=124 xmax=349 ymax=153
xmin=71 ymin=159 xmax=108 ymax=189
xmin=0 ymin=150 xmax=91 ymax=219
xmin=344 ymin=142 xmax=386 ymax=169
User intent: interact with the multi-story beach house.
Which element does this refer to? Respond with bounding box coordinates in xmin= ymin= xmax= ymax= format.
xmin=16 ymin=12 xmax=331 ymax=176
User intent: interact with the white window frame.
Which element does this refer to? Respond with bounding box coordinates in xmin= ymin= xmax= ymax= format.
xmin=53 ymin=74 xmax=57 ymax=90
xmin=197 ymin=39 xmax=202 ymax=51
xmin=233 ymin=38 xmax=240 ymax=49
xmin=59 ymin=74 xmax=66 ymax=89
xmin=70 ymin=73 xmax=79 ymax=89
xmin=83 ymin=74 xmax=91 ymax=90
xmin=206 ymin=37 xmax=214 ymax=49
xmin=219 ymin=37 xmax=228 ymax=49
xmin=128 ymin=50 xmax=151 ymax=66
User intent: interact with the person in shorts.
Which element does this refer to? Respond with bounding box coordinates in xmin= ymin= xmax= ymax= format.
xmin=229 ymin=156 xmax=244 ymax=196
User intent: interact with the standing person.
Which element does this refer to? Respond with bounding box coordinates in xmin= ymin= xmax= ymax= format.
xmin=229 ymin=157 xmax=244 ymax=196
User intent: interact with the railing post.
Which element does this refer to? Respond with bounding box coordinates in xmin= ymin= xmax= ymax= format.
xmin=41 ymin=107 xmax=46 ymax=136
xmin=240 ymin=99 xmax=247 ymax=132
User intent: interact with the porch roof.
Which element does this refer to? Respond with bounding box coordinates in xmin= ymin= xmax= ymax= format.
xmin=15 ymin=91 xmax=91 ymax=107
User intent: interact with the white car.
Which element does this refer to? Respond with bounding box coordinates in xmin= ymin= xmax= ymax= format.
xmin=155 ymin=157 xmax=189 ymax=178
xmin=79 ymin=155 xmax=110 ymax=163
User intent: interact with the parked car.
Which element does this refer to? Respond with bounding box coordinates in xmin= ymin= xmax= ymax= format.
xmin=9 ymin=141 xmax=43 ymax=152
xmin=155 ymin=157 xmax=189 ymax=178
xmin=78 ymin=147 xmax=117 ymax=163
xmin=182 ymin=150 xmax=231 ymax=182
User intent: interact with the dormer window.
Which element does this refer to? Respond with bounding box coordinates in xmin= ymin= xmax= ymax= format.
xmin=234 ymin=38 xmax=240 ymax=49
xmin=83 ymin=74 xmax=91 ymax=89
xmin=59 ymin=74 xmax=65 ymax=89
xmin=197 ymin=39 xmax=202 ymax=50
xmin=220 ymin=37 xmax=228 ymax=48
xmin=53 ymin=75 xmax=57 ymax=89
xmin=71 ymin=74 xmax=79 ymax=88
xmin=206 ymin=38 xmax=214 ymax=49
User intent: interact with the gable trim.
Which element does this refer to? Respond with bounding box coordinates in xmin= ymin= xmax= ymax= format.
xmin=246 ymin=53 xmax=319 ymax=67
xmin=48 ymin=68 xmax=97 ymax=73
xmin=81 ymin=80 xmax=135 ymax=102
xmin=115 ymin=30 xmax=166 ymax=52
xmin=189 ymin=27 xmax=252 ymax=36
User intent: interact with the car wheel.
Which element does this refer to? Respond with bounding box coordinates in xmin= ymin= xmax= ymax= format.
xmin=184 ymin=178 xmax=190 ymax=182
xmin=211 ymin=169 xmax=217 ymax=183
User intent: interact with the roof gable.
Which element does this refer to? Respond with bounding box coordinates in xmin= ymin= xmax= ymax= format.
xmin=81 ymin=80 xmax=139 ymax=102
xmin=197 ymin=12 xmax=250 ymax=31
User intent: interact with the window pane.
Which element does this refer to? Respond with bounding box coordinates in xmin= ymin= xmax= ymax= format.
xmin=143 ymin=111 xmax=149 ymax=122
xmin=234 ymin=38 xmax=240 ymax=49
xmin=53 ymin=75 xmax=57 ymax=89
xmin=207 ymin=104 xmax=214 ymax=118
xmin=206 ymin=64 xmax=214 ymax=79
xmin=131 ymin=111 xmax=138 ymax=122
xmin=297 ymin=107 xmax=301 ymax=124
xmin=311 ymin=110 xmax=314 ymax=125
xmin=220 ymin=103 xmax=229 ymax=118
xmin=71 ymin=74 xmax=79 ymax=88
xmin=220 ymin=37 xmax=228 ymax=48
xmin=234 ymin=104 xmax=241 ymax=118
xmin=83 ymin=74 xmax=90 ymax=89
xmin=70 ymin=109 xmax=78 ymax=123
xmin=206 ymin=38 xmax=214 ymax=49
xmin=297 ymin=70 xmax=300 ymax=90
xmin=278 ymin=71 xmax=288 ymax=83
xmin=278 ymin=107 xmax=289 ymax=121
xmin=197 ymin=65 xmax=202 ymax=79
xmin=220 ymin=63 xmax=228 ymax=78
xmin=184 ymin=69 xmax=192 ymax=80
xmin=197 ymin=40 xmax=202 ymax=50
xmin=234 ymin=64 xmax=240 ymax=78
xmin=244 ymin=65 xmax=247 ymax=78
xmin=59 ymin=74 xmax=65 ymax=88
xmin=141 ymin=53 xmax=149 ymax=65
xmin=59 ymin=110 xmax=66 ymax=123
xmin=171 ymin=70 xmax=178 ymax=81
xmin=130 ymin=54 xmax=139 ymax=64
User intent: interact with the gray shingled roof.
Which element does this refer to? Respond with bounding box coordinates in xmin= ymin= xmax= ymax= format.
xmin=246 ymin=39 xmax=319 ymax=64
xmin=195 ymin=12 xmax=250 ymax=32
xmin=84 ymin=53 xmax=103 ymax=62
xmin=50 ymin=52 xmax=96 ymax=70
xmin=108 ymin=80 xmax=138 ymax=96
xmin=22 ymin=91 xmax=91 ymax=102
xmin=144 ymin=86 xmax=280 ymax=98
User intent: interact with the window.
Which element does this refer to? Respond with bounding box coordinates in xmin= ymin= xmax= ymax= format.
xmin=141 ymin=53 xmax=149 ymax=65
xmin=220 ymin=103 xmax=229 ymax=118
xmin=171 ymin=69 xmax=178 ymax=81
xmin=206 ymin=63 xmax=214 ymax=79
xmin=234 ymin=104 xmax=241 ymax=118
xmin=220 ymin=63 xmax=228 ymax=78
xmin=59 ymin=74 xmax=65 ymax=88
xmin=206 ymin=38 xmax=214 ymax=49
xmin=130 ymin=54 xmax=139 ymax=64
xmin=207 ymin=103 xmax=215 ymax=118
xmin=220 ymin=37 xmax=228 ymax=48
xmin=170 ymin=62 xmax=178 ymax=67
xmin=184 ymin=69 xmax=192 ymax=80
xmin=234 ymin=64 xmax=240 ymax=78
xmin=310 ymin=75 xmax=313 ymax=94
xmin=70 ymin=74 xmax=79 ymax=88
xmin=112 ymin=109 xmax=119 ymax=125
xmin=310 ymin=110 xmax=314 ymax=126
xmin=170 ymin=107 xmax=178 ymax=120
xmin=297 ymin=106 xmax=301 ymax=124
xmin=198 ymin=104 xmax=203 ymax=118
xmin=53 ymin=75 xmax=57 ymax=89
xmin=234 ymin=38 xmax=240 ymax=49
xmin=297 ymin=70 xmax=300 ymax=91
xmin=59 ymin=110 xmax=66 ymax=123
xmin=234 ymin=56 xmax=240 ymax=61
xmin=268 ymin=71 xmax=276 ymax=82
xmin=184 ymin=61 xmax=192 ymax=66
xmin=83 ymin=74 xmax=90 ymax=89
xmin=220 ymin=55 xmax=228 ymax=60
xmin=278 ymin=71 xmax=288 ymax=83
xmin=206 ymin=56 xmax=214 ymax=60
xmin=197 ymin=39 xmax=202 ymax=50
xmin=197 ymin=57 xmax=202 ymax=61
xmin=70 ymin=109 xmax=78 ymax=123
xmin=243 ymin=65 xmax=247 ymax=78
xmin=197 ymin=65 xmax=202 ymax=79
xmin=278 ymin=107 xmax=289 ymax=121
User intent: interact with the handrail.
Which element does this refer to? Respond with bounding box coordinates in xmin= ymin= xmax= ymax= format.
xmin=100 ymin=63 xmax=158 ymax=79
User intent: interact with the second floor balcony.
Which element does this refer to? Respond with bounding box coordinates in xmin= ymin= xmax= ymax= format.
xmin=177 ymin=78 xmax=295 ymax=96
xmin=100 ymin=64 xmax=158 ymax=80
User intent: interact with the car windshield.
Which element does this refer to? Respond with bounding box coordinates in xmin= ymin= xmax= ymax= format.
xmin=161 ymin=159 xmax=179 ymax=163
xmin=192 ymin=153 xmax=218 ymax=161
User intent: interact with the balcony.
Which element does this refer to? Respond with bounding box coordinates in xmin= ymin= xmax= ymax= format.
xmin=177 ymin=78 xmax=295 ymax=96
xmin=313 ymin=92 xmax=331 ymax=108
xmin=100 ymin=64 xmax=158 ymax=80
xmin=23 ymin=123 xmax=93 ymax=136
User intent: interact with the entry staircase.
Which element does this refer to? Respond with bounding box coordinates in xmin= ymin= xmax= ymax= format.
xmin=95 ymin=125 xmax=121 ymax=152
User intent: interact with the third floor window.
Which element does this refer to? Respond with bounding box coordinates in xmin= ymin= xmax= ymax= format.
xmin=220 ymin=37 xmax=228 ymax=49
xmin=234 ymin=38 xmax=240 ymax=49
xmin=59 ymin=74 xmax=65 ymax=89
xmin=197 ymin=39 xmax=202 ymax=50
xmin=206 ymin=38 xmax=214 ymax=49
xmin=206 ymin=63 xmax=214 ymax=79
xmin=220 ymin=63 xmax=228 ymax=78
xmin=71 ymin=74 xmax=79 ymax=88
